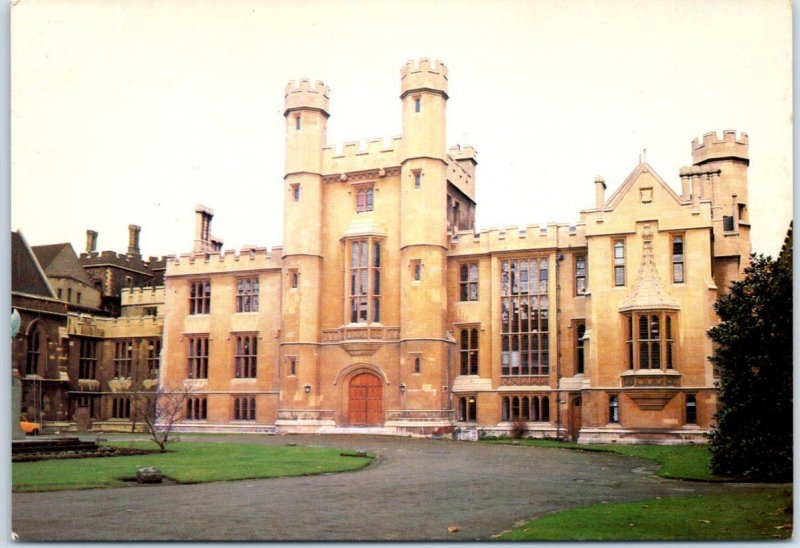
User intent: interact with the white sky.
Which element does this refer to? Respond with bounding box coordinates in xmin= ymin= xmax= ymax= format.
xmin=10 ymin=0 xmax=793 ymax=258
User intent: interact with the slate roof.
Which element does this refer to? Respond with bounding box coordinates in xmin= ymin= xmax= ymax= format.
xmin=32 ymin=242 xmax=95 ymax=286
xmin=11 ymin=231 xmax=56 ymax=297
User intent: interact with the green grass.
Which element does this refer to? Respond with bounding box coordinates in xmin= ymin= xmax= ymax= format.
xmin=498 ymin=487 xmax=793 ymax=540
xmin=483 ymin=439 xmax=719 ymax=481
xmin=12 ymin=441 xmax=373 ymax=492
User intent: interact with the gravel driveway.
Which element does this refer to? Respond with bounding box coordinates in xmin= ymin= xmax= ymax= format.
xmin=12 ymin=434 xmax=744 ymax=541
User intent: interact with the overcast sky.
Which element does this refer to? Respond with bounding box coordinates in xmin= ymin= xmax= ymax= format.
xmin=10 ymin=0 xmax=792 ymax=259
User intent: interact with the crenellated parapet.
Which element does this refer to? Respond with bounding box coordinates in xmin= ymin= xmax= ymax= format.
xmin=65 ymin=312 xmax=163 ymax=337
xmin=448 ymin=223 xmax=587 ymax=256
xmin=400 ymin=58 xmax=448 ymax=99
xmin=321 ymin=137 xmax=403 ymax=174
xmin=691 ymin=130 xmax=748 ymax=166
xmin=166 ymin=246 xmax=283 ymax=277
xmin=96 ymin=314 xmax=163 ymax=337
xmin=121 ymin=285 xmax=165 ymax=306
xmin=284 ymin=78 xmax=330 ymax=116
xmin=79 ymin=250 xmax=168 ymax=272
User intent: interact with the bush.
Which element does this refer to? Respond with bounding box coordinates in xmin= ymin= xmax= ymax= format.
xmin=708 ymin=250 xmax=793 ymax=482
xmin=510 ymin=419 xmax=527 ymax=439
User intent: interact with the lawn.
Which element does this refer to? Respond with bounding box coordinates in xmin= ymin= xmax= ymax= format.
xmin=498 ymin=487 xmax=793 ymax=540
xmin=483 ymin=438 xmax=719 ymax=481
xmin=12 ymin=441 xmax=373 ymax=492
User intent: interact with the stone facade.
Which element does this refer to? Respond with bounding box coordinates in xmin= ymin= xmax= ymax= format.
xmin=155 ymin=59 xmax=751 ymax=443
xmin=11 ymin=227 xmax=168 ymax=433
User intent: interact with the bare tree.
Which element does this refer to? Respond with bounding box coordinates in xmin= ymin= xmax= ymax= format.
xmin=131 ymin=383 xmax=193 ymax=452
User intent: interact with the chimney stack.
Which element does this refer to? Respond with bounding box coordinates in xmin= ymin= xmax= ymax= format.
xmin=594 ymin=176 xmax=606 ymax=210
xmin=128 ymin=225 xmax=141 ymax=255
xmin=193 ymin=204 xmax=215 ymax=254
xmin=86 ymin=230 xmax=98 ymax=253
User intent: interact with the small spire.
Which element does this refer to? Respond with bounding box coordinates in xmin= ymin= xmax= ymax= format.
xmin=619 ymin=224 xmax=680 ymax=312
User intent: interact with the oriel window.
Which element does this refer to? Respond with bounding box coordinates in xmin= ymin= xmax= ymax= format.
xmin=348 ymin=239 xmax=381 ymax=323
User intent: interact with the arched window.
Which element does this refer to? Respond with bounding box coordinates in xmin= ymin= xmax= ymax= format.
xmin=685 ymin=394 xmax=697 ymax=424
xmin=458 ymin=396 xmax=477 ymax=422
xmin=541 ymin=396 xmax=550 ymax=422
xmin=531 ymin=396 xmax=540 ymax=421
xmin=609 ymin=395 xmax=620 ymax=423
xmin=521 ymin=396 xmax=530 ymax=420
xmin=25 ymin=323 xmax=43 ymax=376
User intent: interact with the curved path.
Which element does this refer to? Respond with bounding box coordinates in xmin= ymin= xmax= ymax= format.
xmin=13 ymin=434 xmax=745 ymax=541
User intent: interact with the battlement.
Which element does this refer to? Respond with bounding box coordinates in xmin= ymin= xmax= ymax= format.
xmin=448 ymin=144 xmax=478 ymax=164
xmin=691 ymin=130 xmax=749 ymax=165
xmin=400 ymin=58 xmax=448 ymax=99
xmin=66 ymin=312 xmax=163 ymax=337
xmin=284 ymin=78 xmax=330 ymax=115
xmin=322 ymin=137 xmax=403 ymax=173
xmin=121 ymin=285 xmax=165 ymax=306
xmin=79 ymin=250 xmax=168 ymax=271
xmin=96 ymin=314 xmax=164 ymax=337
xmin=448 ymin=223 xmax=587 ymax=256
xmin=166 ymin=246 xmax=284 ymax=277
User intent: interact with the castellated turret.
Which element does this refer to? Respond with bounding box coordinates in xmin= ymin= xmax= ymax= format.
xmin=284 ymin=79 xmax=330 ymax=117
xmin=401 ymin=59 xmax=448 ymax=161
xmin=400 ymin=58 xmax=448 ymax=100
xmin=685 ymin=130 xmax=751 ymax=287
xmin=691 ymin=130 xmax=748 ymax=166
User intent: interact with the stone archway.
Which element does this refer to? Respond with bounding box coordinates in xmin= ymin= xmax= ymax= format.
xmin=348 ymin=372 xmax=383 ymax=426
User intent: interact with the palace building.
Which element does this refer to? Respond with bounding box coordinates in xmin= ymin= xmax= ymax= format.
xmin=141 ymin=59 xmax=749 ymax=442
xmin=6 ymin=60 xmax=755 ymax=443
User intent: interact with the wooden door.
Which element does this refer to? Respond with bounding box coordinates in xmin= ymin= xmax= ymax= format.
xmin=348 ymin=372 xmax=382 ymax=425
xmin=570 ymin=396 xmax=582 ymax=441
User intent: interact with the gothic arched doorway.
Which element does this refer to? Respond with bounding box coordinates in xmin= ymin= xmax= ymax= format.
xmin=348 ymin=372 xmax=383 ymax=426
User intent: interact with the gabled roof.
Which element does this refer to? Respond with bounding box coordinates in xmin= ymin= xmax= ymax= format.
xmin=11 ymin=231 xmax=56 ymax=298
xmin=604 ymin=162 xmax=683 ymax=211
xmin=33 ymin=242 xmax=95 ymax=286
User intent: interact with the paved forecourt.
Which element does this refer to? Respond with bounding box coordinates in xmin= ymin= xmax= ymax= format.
xmin=12 ymin=434 xmax=740 ymax=541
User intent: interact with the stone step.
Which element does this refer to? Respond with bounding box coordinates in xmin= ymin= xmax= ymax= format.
xmin=315 ymin=426 xmax=404 ymax=436
xmin=12 ymin=437 xmax=100 ymax=455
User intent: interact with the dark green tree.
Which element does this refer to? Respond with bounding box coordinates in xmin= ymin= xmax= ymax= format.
xmin=708 ymin=246 xmax=793 ymax=482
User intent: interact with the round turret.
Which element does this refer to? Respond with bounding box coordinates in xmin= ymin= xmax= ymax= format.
xmin=691 ymin=130 xmax=749 ymax=166
xmin=400 ymin=58 xmax=448 ymax=100
xmin=284 ymin=79 xmax=330 ymax=117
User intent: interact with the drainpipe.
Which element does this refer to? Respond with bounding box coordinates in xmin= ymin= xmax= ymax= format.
xmin=556 ymin=252 xmax=564 ymax=441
